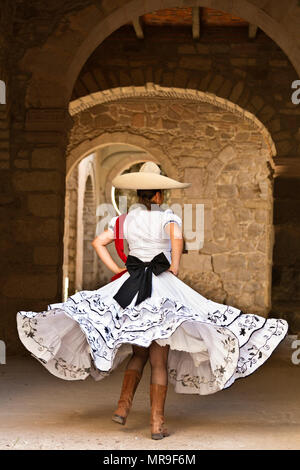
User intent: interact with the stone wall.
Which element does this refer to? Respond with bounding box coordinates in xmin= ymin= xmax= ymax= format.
xmin=0 ymin=0 xmax=299 ymax=354
xmin=68 ymin=94 xmax=274 ymax=315
xmin=74 ymin=24 xmax=299 ymax=161
xmin=71 ymin=25 xmax=300 ymax=328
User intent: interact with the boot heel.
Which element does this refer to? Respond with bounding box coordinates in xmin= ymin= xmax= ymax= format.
xmin=151 ymin=430 xmax=170 ymax=440
xmin=112 ymin=369 xmax=141 ymax=425
xmin=112 ymin=414 xmax=127 ymax=425
xmin=150 ymin=383 xmax=170 ymax=440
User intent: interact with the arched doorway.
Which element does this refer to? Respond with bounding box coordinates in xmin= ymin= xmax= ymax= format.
xmin=6 ymin=1 xmax=300 ymax=354
xmin=82 ymin=175 xmax=97 ymax=290
xmin=66 ymin=87 xmax=276 ymax=315
xmin=63 ymin=143 xmax=169 ymax=296
xmin=23 ymin=1 xmax=300 ymax=108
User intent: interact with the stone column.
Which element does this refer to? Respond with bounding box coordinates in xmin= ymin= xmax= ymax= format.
xmin=65 ymin=165 xmax=79 ymax=297
xmin=1 ymin=107 xmax=72 ymax=354
xmin=272 ymin=160 xmax=300 ymax=333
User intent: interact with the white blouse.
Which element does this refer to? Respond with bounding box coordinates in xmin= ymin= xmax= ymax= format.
xmin=108 ymin=205 xmax=182 ymax=263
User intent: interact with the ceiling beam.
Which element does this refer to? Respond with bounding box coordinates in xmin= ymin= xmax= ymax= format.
xmin=132 ymin=17 xmax=144 ymax=39
xmin=248 ymin=24 xmax=258 ymax=39
xmin=192 ymin=7 xmax=201 ymax=40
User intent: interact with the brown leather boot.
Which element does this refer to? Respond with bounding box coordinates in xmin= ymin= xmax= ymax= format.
xmin=112 ymin=369 xmax=142 ymax=425
xmin=150 ymin=383 xmax=170 ymax=440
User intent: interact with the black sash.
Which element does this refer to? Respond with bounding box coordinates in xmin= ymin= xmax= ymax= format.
xmin=113 ymin=252 xmax=170 ymax=309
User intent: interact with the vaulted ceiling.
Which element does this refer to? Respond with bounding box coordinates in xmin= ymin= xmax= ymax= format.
xmin=136 ymin=7 xmax=248 ymax=27
xmin=71 ymin=7 xmax=261 ymax=100
xmin=128 ymin=7 xmax=251 ymax=40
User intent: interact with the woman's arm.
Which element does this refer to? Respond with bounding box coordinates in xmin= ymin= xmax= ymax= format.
xmin=91 ymin=230 xmax=126 ymax=275
xmin=164 ymin=222 xmax=183 ymax=276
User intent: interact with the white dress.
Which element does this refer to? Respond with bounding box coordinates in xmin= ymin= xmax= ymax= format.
xmin=16 ymin=205 xmax=288 ymax=395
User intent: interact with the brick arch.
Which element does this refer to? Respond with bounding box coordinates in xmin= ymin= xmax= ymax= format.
xmin=68 ymin=83 xmax=276 ymax=166
xmin=21 ymin=0 xmax=300 ymax=108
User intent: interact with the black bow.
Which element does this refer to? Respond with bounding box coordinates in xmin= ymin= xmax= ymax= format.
xmin=113 ymin=252 xmax=170 ymax=309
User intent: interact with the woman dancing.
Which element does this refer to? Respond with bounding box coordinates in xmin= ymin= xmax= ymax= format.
xmin=16 ymin=161 xmax=288 ymax=440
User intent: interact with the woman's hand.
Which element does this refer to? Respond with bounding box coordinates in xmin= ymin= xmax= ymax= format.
xmin=116 ymin=267 xmax=127 ymax=275
xmin=168 ymin=264 xmax=179 ymax=276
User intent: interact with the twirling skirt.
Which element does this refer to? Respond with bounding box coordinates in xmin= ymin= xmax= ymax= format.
xmin=16 ymin=270 xmax=288 ymax=395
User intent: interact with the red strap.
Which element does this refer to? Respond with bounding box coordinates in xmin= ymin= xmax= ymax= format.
xmin=110 ymin=269 xmax=127 ymax=282
xmin=114 ymin=213 xmax=128 ymax=263
xmin=110 ymin=213 xmax=128 ymax=282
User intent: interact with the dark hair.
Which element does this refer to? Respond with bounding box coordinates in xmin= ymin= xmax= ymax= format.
xmin=137 ymin=189 xmax=162 ymax=210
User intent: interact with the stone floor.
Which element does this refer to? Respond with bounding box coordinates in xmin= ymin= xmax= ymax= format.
xmin=0 ymin=339 xmax=299 ymax=450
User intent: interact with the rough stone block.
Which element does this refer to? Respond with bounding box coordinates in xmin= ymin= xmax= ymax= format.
xmin=212 ymin=253 xmax=229 ymax=273
xmin=13 ymin=170 xmax=64 ymax=192
xmin=31 ymin=148 xmax=63 ymax=169
xmin=27 ymin=194 xmax=62 ymax=217
xmin=179 ymin=56 xmax=212 ymax=70
xmin=217 ymin=184 xmax=238 ymax=198
xmin=2 ymin=274 xmax=57 ymax=298
xmin=184 ymin=168 xmax=208 ymax=197
xmin=13 ymin=218 xmax=60 ymax=243
xmin=181 ymin=253 xmax=212 ymax=272
xmin=34 ymin=246 xmax=59 ymax=265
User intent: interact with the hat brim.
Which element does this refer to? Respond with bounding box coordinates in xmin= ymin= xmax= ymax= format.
xmin=112 ymin=172 xmax=191 ymax=189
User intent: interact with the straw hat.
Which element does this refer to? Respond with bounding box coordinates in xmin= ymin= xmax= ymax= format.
xmin=112 ymin=161 xmax=191 ymax=190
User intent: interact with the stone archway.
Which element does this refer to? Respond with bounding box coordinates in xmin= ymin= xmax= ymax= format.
xmin=21 ymin=1 xmax=300 ymax=108
xmin=66 ymin=87 xmax=276 ymax=315
xmin=64 ymin=142 xmax=160 ymax=294
xmin=5 ymin=1 xmax=299 ymax=354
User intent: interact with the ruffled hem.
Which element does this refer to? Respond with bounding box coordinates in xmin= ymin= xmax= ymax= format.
xmin=16 ymin=276 xmax=288 ymax=395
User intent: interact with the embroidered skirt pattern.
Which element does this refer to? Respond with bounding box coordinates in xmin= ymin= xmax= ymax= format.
xmin=16 ymin=268 xmax=288 ymax=395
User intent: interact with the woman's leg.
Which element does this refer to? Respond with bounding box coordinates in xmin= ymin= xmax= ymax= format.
xmin=149 ymin=341 xmax=170 ymax=439
xmin=149 ymin=341 xmax=169 ymax=385
xmin=126 ymin=344 xmax=149 ymax=376
xmin=112 ymin=344 xmax=149 ymax=424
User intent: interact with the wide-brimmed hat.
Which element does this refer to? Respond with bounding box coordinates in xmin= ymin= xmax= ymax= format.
xmin=111 ymin=161 xmax=191 ymax=189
